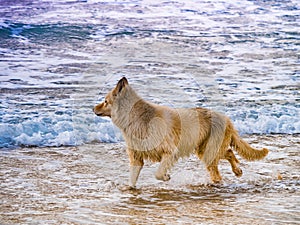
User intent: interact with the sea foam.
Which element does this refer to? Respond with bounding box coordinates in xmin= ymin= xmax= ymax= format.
xmin=0 ymin=105 xmax=298 ymax=148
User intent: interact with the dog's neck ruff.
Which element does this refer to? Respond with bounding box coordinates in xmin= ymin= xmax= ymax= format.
xmin=111 ymin=86 xmax=145 ymax=130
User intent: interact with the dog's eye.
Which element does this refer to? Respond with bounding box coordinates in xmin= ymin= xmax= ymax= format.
xmin=104 ymin=99 xmax=108 ymax=104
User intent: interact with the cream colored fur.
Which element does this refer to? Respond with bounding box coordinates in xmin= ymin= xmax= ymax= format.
xmin=93 ymin=77 xmax=269 ymax=187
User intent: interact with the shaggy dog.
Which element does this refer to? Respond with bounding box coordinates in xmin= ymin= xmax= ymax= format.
xmin=93 ymin=77 xmax=268 ymax=188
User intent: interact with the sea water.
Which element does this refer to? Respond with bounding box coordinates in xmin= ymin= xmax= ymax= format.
xmin=0 ymin=0 xmax=299 ymax=148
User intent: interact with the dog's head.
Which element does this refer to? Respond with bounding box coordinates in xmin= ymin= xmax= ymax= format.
xmin=93 ymin=77 xmax=129 ymax=117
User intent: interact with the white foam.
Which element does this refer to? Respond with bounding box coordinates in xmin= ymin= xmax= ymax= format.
xmin=0 ymin=104 xmax=298 ymax=148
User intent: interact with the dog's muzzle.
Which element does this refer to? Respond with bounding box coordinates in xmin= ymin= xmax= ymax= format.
xmin=93 ymin=107 xmax=101 ymax=116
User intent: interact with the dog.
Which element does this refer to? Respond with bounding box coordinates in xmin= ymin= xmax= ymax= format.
xmin=93 ymin=77 xmax=268 ymax=188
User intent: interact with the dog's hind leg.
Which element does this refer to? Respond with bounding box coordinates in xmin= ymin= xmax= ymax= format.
xmin=225 ymin=149 xmax=242 ymax=177
xmin=155 ymin=153 xmax=178 ymax=181
xmin=195 ymin=145 xmax=222 ymax=183
xmin=207 ymin=159 xmax=222 ymax=183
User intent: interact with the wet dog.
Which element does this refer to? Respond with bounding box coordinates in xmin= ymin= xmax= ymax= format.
xmin=93 ymin=77 xmax=268 ymax=188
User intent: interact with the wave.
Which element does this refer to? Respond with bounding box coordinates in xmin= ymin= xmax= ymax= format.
xmin=0 ymin=21 xmax=94 ymax=45
xmin=0 ymin=105 xmax=299 ymax=149
xmin=0 ymin=112 xmax=121 ymax=148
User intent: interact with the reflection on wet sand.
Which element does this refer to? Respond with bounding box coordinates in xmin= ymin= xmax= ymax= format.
xmin=0 ymin=135 xmax=299 ymax=224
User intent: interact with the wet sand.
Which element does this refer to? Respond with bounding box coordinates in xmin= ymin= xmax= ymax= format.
xmin=0 ymin=134 xmax=299 ymax=224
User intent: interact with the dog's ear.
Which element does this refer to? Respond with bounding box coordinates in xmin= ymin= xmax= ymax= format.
xmin=115 ymin=77 xmax=128 ymax=95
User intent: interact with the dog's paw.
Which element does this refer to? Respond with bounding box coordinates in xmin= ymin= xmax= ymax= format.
xmin=155 ymin=173 xmax=171 ymax=181
xmin=119 ymin=185 xmax=135 ymax=191
xmin=211 ymin=179 xmax=223 ymax=184
xmin=163 ymin=174 xmax=171 ymax=181
xmin=233 ymin=167 xmax=243 ymax=177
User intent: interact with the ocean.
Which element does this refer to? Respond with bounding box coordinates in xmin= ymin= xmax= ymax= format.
xmin=0 ymin=0 xmax=299 ymax=224
xmin=0 ymin=0 xmax=299 ymax=148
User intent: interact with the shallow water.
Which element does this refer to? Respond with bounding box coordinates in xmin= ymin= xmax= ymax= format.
xmin=0 ymin=135 xmax=299 ymax=224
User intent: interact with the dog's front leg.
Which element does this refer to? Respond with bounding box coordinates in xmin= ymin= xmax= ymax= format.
xmin=129 ymin=165 xmax=143 ymax=188
xmin=127 ymin=149 xmax=144 ymax=188
xmin=155 ymin=153 xmax=177 ymax=181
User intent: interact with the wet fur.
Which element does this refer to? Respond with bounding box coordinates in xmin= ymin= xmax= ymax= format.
xmin=94 ymin=77 xmax=269 ymax=187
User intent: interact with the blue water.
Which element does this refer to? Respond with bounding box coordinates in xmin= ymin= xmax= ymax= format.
xmin=0 ymin=0 xmax=299 ymax=148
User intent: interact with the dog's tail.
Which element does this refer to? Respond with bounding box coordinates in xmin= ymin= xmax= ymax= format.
xmin=231 ymin=128 xmax=268 ymax=161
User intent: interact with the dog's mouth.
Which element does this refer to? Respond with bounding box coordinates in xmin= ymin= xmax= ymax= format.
xmin=93 ymin=108 xmax=103 ymax=116
xmin=96 ymin=113 xmax=111 ymax=118
xmin=94 ymin=111 xmax=104 ymax=117
xmin=93 ymin=107 xmax=111 ymax=117
xmin=93 ymin=111 xmax=110 ymax=117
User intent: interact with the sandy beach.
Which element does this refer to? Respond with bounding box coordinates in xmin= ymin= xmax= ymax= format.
xmin=1 ymin=134 xmax=299 ymax=224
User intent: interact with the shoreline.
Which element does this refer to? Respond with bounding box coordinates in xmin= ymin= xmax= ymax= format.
xmin=1 ymin=133 xmax=299 ymax=151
